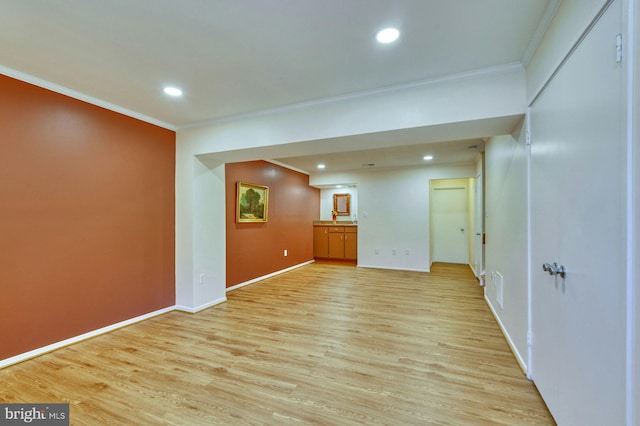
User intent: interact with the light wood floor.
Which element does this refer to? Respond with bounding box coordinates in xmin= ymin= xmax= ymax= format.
xmin=0 ymin=263 xmax=554 ymax=425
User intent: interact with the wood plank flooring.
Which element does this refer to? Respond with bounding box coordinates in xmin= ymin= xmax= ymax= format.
xmin=0 ymin=263 xmax=554 ymax=425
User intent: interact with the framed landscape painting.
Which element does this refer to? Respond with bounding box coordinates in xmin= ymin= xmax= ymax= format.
xmin=236 ymin=182 xmax=269 ymax=223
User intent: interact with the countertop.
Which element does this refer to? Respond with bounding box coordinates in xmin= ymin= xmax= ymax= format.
xmin=313 ymin=221 xmax=358 ymax=226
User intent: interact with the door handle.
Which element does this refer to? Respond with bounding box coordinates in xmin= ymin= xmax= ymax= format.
xmin=542 ymin=262 xmax=566 ymax=278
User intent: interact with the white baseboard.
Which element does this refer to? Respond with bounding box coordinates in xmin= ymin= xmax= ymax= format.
xmin=357 ymin=264 xmax=430 ymax=273
xmin=0 ymin=306 xmax=175 ymax=369
xmin=484 ymin=294 xmax=528 ymax=375
xmin=226 ymin=260 xmax=315 ymax=292
xmin=175 ymin=296 xmax=227 ymax=313
xmin=469 ymin=263 xmax=478 ymax=277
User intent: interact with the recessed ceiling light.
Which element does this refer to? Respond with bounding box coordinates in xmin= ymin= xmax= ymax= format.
xmin=424 ymin=155 xmax=433 ymax=160
xmin=317 ymin=164 xmax=326 ymax=169
xmin=163 ymin=86 xmax=183 ymax=97
xmin=376 ymin=28 xmax=400 ymax=44
xmin=336 ymin=185 xmax=343 ymax=188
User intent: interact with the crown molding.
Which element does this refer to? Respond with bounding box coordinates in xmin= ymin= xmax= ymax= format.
xmin=0 ymin=65 xmax=176 ymax=131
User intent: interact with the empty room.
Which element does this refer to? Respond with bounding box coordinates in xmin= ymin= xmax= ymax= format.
xmin=1 ymin=1 xmax=638 ymax=425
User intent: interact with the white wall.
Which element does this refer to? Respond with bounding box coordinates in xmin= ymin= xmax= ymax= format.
xmin=175 ymin=155 xmax=227 ymax=312
xmin=180 ymin=66 xmax=525 ymax=158
xmin=311 ymin=164 xmax=476 ymax=272
xmin=484 ymin=131 xmax=529 ymax=370
xmin=319 ymin=187 xmax=358 ymax=221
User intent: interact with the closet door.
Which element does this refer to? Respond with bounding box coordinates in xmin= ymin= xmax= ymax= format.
xmin=529 ymin=1 xmax=626 ymax=425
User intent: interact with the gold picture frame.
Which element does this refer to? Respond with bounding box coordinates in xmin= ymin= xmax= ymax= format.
xmin=333 ymin=193 xmax=351 ymax=216
xmin=237 ymin=182 xmax=269 ymax=223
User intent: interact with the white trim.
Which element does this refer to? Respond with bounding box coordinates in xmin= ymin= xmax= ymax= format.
xmin=521 ymin=0 xmax=562 ymax=66
xmin=175 ymin=297 xmax=227 ymax=314
xmin=469 ymin=263 xmax=479 ymax=278
xmin=226 ymin=260 xmax=315 ymax=292
xmin=265 ymin=159 xmax=310 ymax=176
xmin=485 ymin=294 xmax=528 ymax=375
xmin=0 ymin=65 xmax=176 ymax=131
xmin=525 ymin=109 xmax=534 ymax=381
xmin=625 ymin=1 xmax=636 ymax=424
xmin=0 ymin=306 xmax=175 ymax=369
xmin=357 ymin=264 xmax=430 ymax=273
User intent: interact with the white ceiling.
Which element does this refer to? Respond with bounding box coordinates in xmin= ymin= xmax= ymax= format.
xmin=278 ymin=138 xmax=486 ymax=175
xmin=0 ymin=0 xmax=553 ymax=173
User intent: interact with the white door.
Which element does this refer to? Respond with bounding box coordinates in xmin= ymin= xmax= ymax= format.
xmin=530 ymin=2 xmax=626 ymax=425
xmin=432 ymin=187 xmax=467 ymax=264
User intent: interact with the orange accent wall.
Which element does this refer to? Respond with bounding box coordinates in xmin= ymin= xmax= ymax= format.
xmin=0 ymin=75 xmax=175 ymax=360
xmin=226 ymin=161 xmax=319 ymax=287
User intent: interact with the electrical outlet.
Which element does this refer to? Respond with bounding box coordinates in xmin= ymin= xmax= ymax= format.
xmin=405 ymin=249 xmax=410 ymax=255
xmin=199 ymin=273 xmax=205 ymax=285
xmin=392 ymin=249 xmax=397 ymax=255
xmin=374 ymin=248 xmax=380 ymax=255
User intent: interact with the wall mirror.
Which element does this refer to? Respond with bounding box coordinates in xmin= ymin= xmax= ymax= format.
xmin=333 ymin=193 xmax=351 ymax=216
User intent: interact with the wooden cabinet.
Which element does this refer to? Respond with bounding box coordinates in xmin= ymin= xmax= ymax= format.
xmin=328 ymin=227 xmax=345 ymax=258
xmin=344 ymin=227 xmax=357 ymax=260
xmin=313 ymin=225 xmax=357 ymax=260
xmin=313 ymin=226 xmax=329 ymax=258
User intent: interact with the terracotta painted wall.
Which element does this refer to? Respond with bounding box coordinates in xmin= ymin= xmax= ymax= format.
xmin=226 ymin=161 xmax=319 ymax=287
xmin=0 ymin=75 xmax=175 ymax=360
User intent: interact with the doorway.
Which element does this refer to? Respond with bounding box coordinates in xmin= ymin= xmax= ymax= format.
xmin=431 ymin=181 xmax=469 ymax=265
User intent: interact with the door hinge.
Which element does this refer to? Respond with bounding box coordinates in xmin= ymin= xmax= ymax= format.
xmin=525 ymin=131 xmax=531 ymax=146
xmin=527 ymin=331 xmax=533 ymax=346
xmin=616 ymin=33 xmax=622 ymax=63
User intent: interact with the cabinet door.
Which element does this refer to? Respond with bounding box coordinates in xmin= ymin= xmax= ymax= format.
xmin=344 ymin=229 xmax=357 ymax=260
xmin=328 ymin=232 xmax=345 ymax=259
xmin=313 ymin=226 xmax=329 ymax=258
